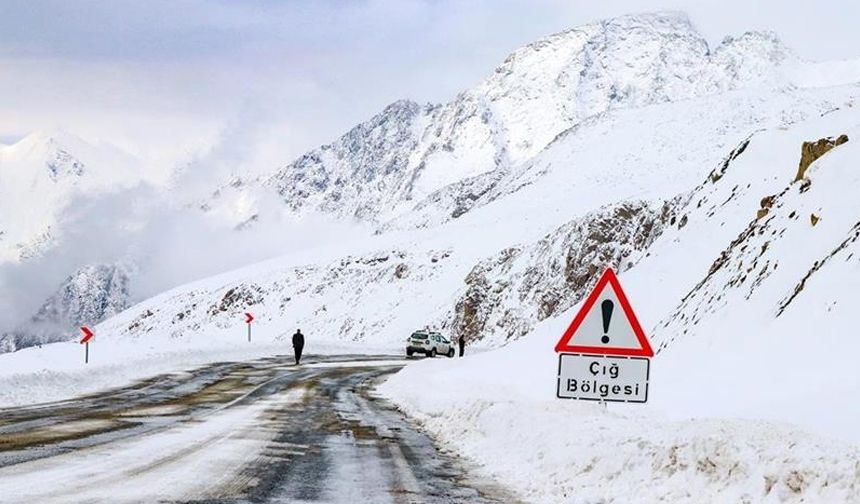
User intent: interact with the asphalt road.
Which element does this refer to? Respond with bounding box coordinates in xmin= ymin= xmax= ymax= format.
xmin=0 ymin=354 xmax=515 ymax=503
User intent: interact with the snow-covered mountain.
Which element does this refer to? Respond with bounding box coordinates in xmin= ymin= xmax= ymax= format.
xmin=0 ymin=131 xmax=143 ymax=263
xmin=207 ymin=11 xmax=855 ymax=231
xmin=1 ymin=263 xmax=133 ymax=352
xmin=33 ymin=263 xmax=133 ymax=328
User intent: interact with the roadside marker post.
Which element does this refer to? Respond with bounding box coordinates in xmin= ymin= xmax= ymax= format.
xmin=80 ymin=326 xmax=94 ymax=364
xmin=554 ymin=268 xmax=654 ymax=404
xmin=245 ymin=312 xmax=254 ymax=342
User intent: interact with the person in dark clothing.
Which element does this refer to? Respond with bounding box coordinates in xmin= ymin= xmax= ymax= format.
xmin=292 ymin=329 xmax=305 ymax=365
xmin=458 ymin=335 xmax=465 ymax=357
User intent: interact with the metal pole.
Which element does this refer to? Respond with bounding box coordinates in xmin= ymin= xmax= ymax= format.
xmin=85 ymin=342 xmax=89 ymax=364
xmin=247 ymin=323 xmax=251 ymax=343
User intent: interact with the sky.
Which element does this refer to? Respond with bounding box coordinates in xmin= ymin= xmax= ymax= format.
xmin=1 ymin=0 xmax=859 ymax=175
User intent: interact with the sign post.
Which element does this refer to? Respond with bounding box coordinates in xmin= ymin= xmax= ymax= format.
xmin=80 ymin=326 xmax=94 ymax=364
xmin=245 ymin=312 xmax=254 ymax=342
xmin=554 ymin=268 xmax=654 ymax=403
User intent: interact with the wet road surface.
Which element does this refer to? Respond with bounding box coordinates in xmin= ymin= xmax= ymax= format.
xmin=0 ymin=355 xmax=515 ymax=503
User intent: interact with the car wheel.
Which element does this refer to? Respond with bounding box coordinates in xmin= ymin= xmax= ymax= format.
xmin=407 ymin=349 xmax=413 ymax=357
xmin=429 ymin=348 xmax=437 ymax=358
xmin=447 ymin=348 xmax=454 ymax=358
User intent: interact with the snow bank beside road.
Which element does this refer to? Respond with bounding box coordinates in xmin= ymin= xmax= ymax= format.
xmin=379 ymin=329 xmax=860 ymax=503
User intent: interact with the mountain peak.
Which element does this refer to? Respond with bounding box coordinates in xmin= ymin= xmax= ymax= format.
xmin=505 ymin=10 xmax=699 ymax=58
xmin=11 ymin=128 xmax=88 ymax=152
xmin=600 ymin=10 xmax=694 ymax=28
xmin=716 ymin=29 xmax=793 ymax=62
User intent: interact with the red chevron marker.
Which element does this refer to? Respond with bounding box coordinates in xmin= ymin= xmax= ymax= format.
xmin=244 ymin=313 xmax=254 ymax=342
xmin=80 ymin=326 xmax=94 ymax=344
xmin=80 ymin=326 xmax=94 ymax=364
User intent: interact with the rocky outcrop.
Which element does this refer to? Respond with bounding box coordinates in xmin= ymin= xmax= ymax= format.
xmin=757 ymin=195 xmax=776 ymax=219
xmin=794 ymin=135 xmax=849 ymax=181
xmin=446 ymin=199 xmax=680 ymax=344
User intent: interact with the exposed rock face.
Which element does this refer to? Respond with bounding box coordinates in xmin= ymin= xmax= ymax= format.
xmin=446 ymin=199 xmax=680 ymax=344
xmin=794 ymin=134 xmax=849 ymax=181
xmin=1 ymin=263 xmax=133 ymax=352
xmin=266 ymin=100 xmax=426 ymax=220
xmin=394 ymin=263 xmax=409 ymax=279
xmin=709 ymin=137 xmax=751 ymax=183
xmin=757 ymin=195 xmax=776 ymax=219
xmin=45 ymin=147 xmax=85 ymax=181
xmin=208 ymin=285 xmax=265 ymax=317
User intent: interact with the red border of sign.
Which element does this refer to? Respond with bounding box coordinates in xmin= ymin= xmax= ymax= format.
xmin=554 ymin=268 xmax=654 ymax=357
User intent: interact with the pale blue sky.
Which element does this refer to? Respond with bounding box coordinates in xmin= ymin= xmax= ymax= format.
xmin=1 ymin=0 xmax=857 ymax=168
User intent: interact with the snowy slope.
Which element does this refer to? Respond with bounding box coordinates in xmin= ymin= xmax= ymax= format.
xmin=97 ymin=247 xmax=464 ymax=347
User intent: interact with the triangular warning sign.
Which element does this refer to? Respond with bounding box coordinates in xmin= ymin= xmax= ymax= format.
xmin=555 ymin=268 xmax=653 ymax=357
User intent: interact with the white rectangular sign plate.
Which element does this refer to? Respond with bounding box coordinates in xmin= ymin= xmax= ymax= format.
xmin=556 ymin=353 xmax=649 ymax=403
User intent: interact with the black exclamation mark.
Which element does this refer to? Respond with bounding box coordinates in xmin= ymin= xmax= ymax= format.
xmin=601 ymin=299 xmax=614 ymax=344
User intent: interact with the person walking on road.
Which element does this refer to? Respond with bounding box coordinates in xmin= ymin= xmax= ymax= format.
xmin=458 ymin=335 xmax=466 ymax=357
xmin=292 ymin=329 xmax=305 ymax=365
